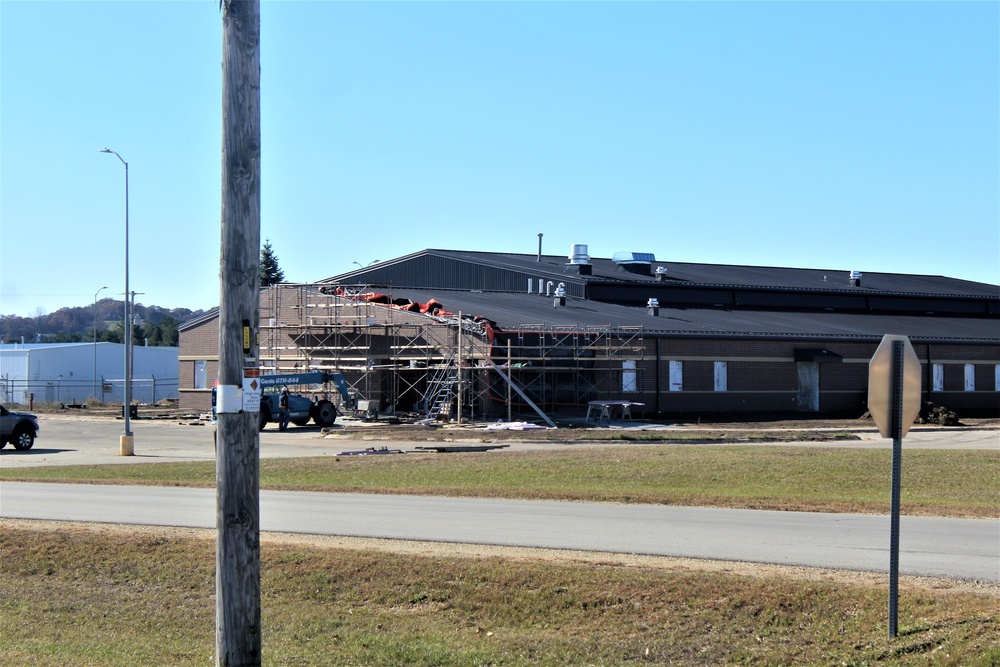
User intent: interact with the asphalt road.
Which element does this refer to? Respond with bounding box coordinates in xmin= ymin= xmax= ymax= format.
xmin=2 ymin=482 xmax=997 ymax=582
xmin=2 ymin=414 xmax=997 ymax=582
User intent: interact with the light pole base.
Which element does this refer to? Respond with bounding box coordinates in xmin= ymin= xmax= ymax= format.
xmin=119 ymin=435 xmax=134 ymax=456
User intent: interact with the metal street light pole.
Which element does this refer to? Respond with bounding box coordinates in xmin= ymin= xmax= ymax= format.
xmin=93 ymin=286 xmax=108 ymax=399
xmin=99 ymin=148 xmax=134 ymax=456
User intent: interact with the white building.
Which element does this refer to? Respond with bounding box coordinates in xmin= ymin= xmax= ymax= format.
xmin=0 ymin=342 xmax=178 ymax=406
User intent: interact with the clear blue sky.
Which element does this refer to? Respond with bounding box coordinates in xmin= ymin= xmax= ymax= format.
xmin=2 ymin=1 xmax=997 ymax=318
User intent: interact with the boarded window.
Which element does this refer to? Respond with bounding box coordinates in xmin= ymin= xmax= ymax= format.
xmin=622 ymin=360 xmax=637 ymax=393
xmin=669 ymin=360 xmax=683 ymax=392
xmin=194 ymin=360 xmax=207 ymax=390
xmin=796 ymin=362 xmax=820 ymax=412
xmin=964 ymin=364 xmax=975 ymax=391
xmin=932 ymin=364 xmax=944 ymax=392
xmin=713 ymin=361 xmax=728 ymax=392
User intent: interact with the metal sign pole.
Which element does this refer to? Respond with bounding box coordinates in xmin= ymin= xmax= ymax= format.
xmin=888 ymin=339 xmax=904 ymax=639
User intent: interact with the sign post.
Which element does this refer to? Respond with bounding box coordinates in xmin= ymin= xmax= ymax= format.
xmin=867 ymin=334 xmax=921 ymax=639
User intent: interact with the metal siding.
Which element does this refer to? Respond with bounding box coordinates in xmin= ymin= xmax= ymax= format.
xmin=343 ymin=255 xmax=587 ymax=298
xmin=867 ymin=296 xmax=989 ymax=315
xmin=735 ymin=291 xmax=868 ymax=310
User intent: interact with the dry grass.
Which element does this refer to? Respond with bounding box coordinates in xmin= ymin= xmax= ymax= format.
xmin=1 ymin=523 xmax=997 ymax=666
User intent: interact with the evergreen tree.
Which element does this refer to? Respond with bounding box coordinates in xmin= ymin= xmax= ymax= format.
xmin=260 ymin=238 xmax=286 ymax=286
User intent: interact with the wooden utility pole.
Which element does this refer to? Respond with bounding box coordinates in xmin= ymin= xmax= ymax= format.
xmin=217 ymin=1 xmax=261 ymax=665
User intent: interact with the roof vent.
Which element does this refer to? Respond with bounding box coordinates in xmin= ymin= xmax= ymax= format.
xmin=849 ymin=270 xmax=862 ymax=288
xmin=654 ymin=265 xmax=668 ymax=282
xmin=568 ymin=244 xmax=590 ymax=265
xmin=566 ymin=244 xmax=592 ymax=275
xmin=553 ymin=283 xmax=566 ymax=308
xmin=613 ymin=251 xmax=656 ymax=276
xmin=647 ymin=297 xmax=660 ymax=316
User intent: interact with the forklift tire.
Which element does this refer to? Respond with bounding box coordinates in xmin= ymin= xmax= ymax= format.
xmin=313 ymin=400 xmax=337 ymax=427
xmin=258 ymin=406 xmax=270 ymax=431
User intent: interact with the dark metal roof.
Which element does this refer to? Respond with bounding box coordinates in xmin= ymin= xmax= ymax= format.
xmin=357 ymin=287 xmax=1000 ymax=343
xmin=178 ymin=307 xmax=220 ymax=332
xmin=321 ymin=249 xmax=999 ymax=321
xmin=324 ymin=248 xmax=1000 ymax=298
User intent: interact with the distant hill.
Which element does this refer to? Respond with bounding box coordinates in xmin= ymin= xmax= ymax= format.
xmin=0 ymin=300 xmax=207 ymax=346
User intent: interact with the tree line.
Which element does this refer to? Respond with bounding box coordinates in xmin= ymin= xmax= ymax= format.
xmin=2 ymin=240 xmax=287 ymax=345
xmin=0 ymin=301 xmax=204 ymax=346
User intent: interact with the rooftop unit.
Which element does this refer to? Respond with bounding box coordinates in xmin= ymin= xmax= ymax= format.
xmin=613 ymin=251 xmax=656 ymax=276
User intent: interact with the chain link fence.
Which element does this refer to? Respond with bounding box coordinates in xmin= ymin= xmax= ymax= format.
xmin=0 ymin=376 xmax=178 ymax=407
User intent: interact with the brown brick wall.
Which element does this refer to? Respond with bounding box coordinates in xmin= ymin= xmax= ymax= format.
xmin=178 ymin=316 xmax=219 ymax=413
xmin=178 ymin=287 xmax=999 ymax=418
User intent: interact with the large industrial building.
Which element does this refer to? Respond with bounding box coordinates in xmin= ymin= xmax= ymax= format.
xmin=178 ymin=246 xmax=999 ymax=421
xmin=1 ymin=342 xmax=179 ymax=406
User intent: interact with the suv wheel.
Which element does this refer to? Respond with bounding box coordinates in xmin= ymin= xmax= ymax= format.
xmin=11 ymin=426 xmax=34 ymax=451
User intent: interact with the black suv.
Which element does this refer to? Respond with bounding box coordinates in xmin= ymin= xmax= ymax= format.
xmin=0 ymin=404 xmax=40 ymax=450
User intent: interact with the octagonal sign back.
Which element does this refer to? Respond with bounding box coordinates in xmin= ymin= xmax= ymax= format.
xmin=868 ymin=335 xmax=922 ymax=439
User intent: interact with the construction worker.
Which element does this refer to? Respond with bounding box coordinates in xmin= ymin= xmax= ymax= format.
xmin=278 ymin=386 xmax=290 ymax=431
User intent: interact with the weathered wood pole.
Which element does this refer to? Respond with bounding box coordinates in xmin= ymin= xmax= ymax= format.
xmin=217 ymin=1 xmax=261 ymax=665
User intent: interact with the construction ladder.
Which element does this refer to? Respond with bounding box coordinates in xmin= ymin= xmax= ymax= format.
xmin=422 ymin=356 xmax=459 ymax=422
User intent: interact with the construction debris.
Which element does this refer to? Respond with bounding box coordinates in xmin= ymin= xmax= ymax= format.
xmin=336 ymin=446 xmax=406 ymax=456
xmin=485 ymin=421 xmax=547 ymax=431
xmin=413 ymin=444 xmax=510 ymax=453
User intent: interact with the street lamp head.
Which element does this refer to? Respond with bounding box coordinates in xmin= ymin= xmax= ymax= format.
xmin=98 ymin=148 xmax=126 ymax=166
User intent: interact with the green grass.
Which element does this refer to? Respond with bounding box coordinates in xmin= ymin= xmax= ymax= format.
xmin=2 ymin=446 xmax=997 ymax=517
xmin=0 ymin=524 xmax=996 ymax=666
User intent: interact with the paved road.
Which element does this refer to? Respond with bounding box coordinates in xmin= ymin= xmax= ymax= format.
xmin=3 ymin=415 xmax=997 ymax=581
xmin=2 ymin=482 xmax=997 ymax=582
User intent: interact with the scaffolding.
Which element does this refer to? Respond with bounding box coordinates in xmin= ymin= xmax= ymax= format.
xmin=258 ymin=285 xmax=644 ymax=421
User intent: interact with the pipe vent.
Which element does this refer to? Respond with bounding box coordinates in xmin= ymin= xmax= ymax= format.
xmin=553 ymin=283 xmax=566 ymax=308
xmin=849 ymin=270 xmax=862 ymax=288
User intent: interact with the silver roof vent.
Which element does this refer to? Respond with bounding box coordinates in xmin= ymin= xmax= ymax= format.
xmin=568 ymin=244 xmax=590 ymax=265
xmin=566 ymin=244 xmax=592 ymax=275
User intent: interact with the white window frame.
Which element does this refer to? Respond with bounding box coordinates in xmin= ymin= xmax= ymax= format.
xmin=932 ymin=363 xmax=944 ymax=392
xmin=713 ymin=361 xmax=728 ymax=392
xmin=669 ymin=360 xmax=683 ymax=392
xmin=622 ymin=360 xmax=637 ymax=393
xmin=194 ymin=360 xmax=208 ymax=390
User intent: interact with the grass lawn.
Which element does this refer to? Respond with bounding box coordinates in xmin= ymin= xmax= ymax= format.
xmin=0 ymin=524 xmax=996 ymax=667
xmin=2 ymin=446 xmax=997 ymax=517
